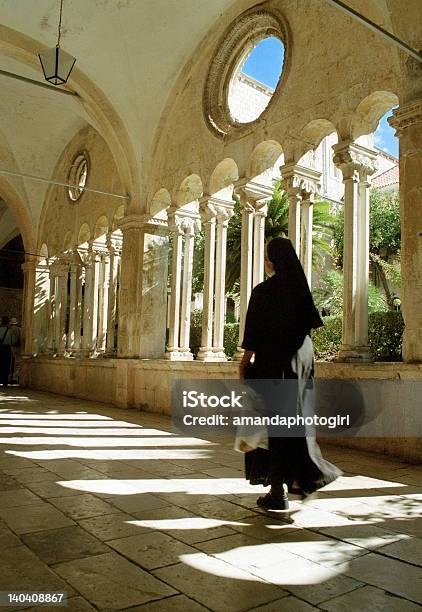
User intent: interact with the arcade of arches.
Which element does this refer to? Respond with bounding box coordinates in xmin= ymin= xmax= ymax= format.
xmin=0 ymin=1 xmax=421 ymax=463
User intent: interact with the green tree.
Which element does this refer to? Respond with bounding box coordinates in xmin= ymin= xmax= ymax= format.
xmin=225 ymin=181 xmax=336 ymax=294
xmin=313 ymin=269 xmax=388 ymax=316
xmin=333 ymin=188 xmax=401 ymax=306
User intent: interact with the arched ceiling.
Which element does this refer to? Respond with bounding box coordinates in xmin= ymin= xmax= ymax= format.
xmin=0 ymin=0 xmax=417 ymax=246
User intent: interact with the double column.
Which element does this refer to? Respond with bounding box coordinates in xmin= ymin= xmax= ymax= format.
xmin=165 ymin=208 xmax=200 ymax=360
xmin=333 ymin=141 xmax=377 ymax=362
xmin=389 ymin=99 xmax=422 ymax=362
xmin=234 ymin=181 xmax=270 ymax=360
xmin=197 ymin=196 xmax=234 ymax=361
xmin=281 ymin=163 xmax=321 ymax=285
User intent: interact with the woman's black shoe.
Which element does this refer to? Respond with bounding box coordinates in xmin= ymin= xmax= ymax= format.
xmin=257 ymin=492 xmax=289 ymax=510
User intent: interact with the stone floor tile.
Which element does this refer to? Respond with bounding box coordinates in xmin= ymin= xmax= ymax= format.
xmin=153 ymin=558 xmax=287 ymax=611
xmin=380 ymin=517 xmax=422 ymax=538
xmin=251 ymin=556 xmax=363 ymax=605
xmin=200 ymin=467 xmax=244 ymax=478
xmin=186 ymin=498 xmax=258 ymax=521
xmin=0 ymin=488 xmax=40 ymax=508
xmin=318 ymin=523 xmax=410 ymax=551
xmin=131 ymin=513 xmax=238 ymax=545
xmin=21 ymin=525 xmax=108 ymax=564
xmin=228 ymin=515 xmax=299 ymax=541
xmin=78 ymin=512 xmax=150 ymax=541
xmin=320 ymin=585 xmax=422 ymax=611
xmin=54 ymin=551 xmax=176 ymax=609
xmin=25 ymin=480 xmax=89 ymax=499
xmin=249 ymin=595 xmax=317 ymax=611
xmin=0 ymin=523 xmax=22 ymax=550
xmin=195 ymin=533 xmax=299 ymax=572
xmin=272 ymin=529 xmax=368 ymax=567
xmin=153 ymin=492 xmax=222 ymax=509
xmin=378 ymin=536 xmax=422 ymax=566
xmin=105 ymin=492 xmax=172 ymax=513
xmin=342 ymin=552 xmax=422 ymax=603
xmin=48 ymin=493 xmax=120 ymax=520
xmin=109 ymin=530 xmax=198 ymax=570
xmin=0 ymin=546 xmax=74 ymax=600
xmin=0 ymin=474 xmax=22 ymax=490
xmin=0 ymin=501 xmax=74 ymax=534
xmin=120 ymin=594 xmax=209 ymax=611
xmin=4 ymin=467 xmax=60 ymax=484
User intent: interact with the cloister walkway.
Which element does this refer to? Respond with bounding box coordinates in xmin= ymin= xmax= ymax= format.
xmin=0 ymin=389 xmax=421 ymax=611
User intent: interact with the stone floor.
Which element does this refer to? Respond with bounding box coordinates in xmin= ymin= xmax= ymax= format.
xmin=0 ymin=389 xmax=421 ymax=612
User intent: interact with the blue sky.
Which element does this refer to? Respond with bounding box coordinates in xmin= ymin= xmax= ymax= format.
xmin=241 ymin=38 xmax=398 ymax=158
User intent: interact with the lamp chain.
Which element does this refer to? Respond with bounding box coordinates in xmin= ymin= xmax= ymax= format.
xmin=57 ymin=0 xmax=64 ymax=48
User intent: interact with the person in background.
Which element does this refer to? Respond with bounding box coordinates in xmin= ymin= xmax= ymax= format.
xmin=0 ymin=316 xmax=19 ymax=390
xmin=9 ymin=317 xmax=21 ymax=384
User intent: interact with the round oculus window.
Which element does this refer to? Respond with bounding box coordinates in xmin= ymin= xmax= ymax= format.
xmin=203 ymin=8 xmax=289 ymax=137
xmin=228 ymin=36 xmax=285 ymax=124
xmin=68 ymin=153 xmax=88 ymax=202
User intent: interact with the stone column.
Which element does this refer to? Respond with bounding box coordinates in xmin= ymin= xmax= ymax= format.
xmin=179 ymin=218 xmax=199 ymax=359
xmin=165 ymin=213 xmax=184 ymax=359
xmin=97 ymin=250 xmax=110 ymax=353
xmin=67 ymin=250 xmax=83 ymax=354
xmin=20 ymin=257 xmax=37 ymax=357
xmin=46 ymin=261 xmax=57 ymax=353
xmin=197 ymin=199 xmax=217 ymax=361
xmin=213 ymin=201 xmax=234 ymax=360
xmin=118 ymin=214 xmax=169 ymax=358
xmin=389 ymin=100 xmax=422 ymax=361
xmin=235 ymin=192 xmax=254 ymax=359
xmin=105 ymin=233 xmax=122 ymax=355
xmin=234 ymin=181 xmax=272 ymax=360
xmin=300 ymin=193 xmax=314 ymax=286
xmin=333 ymin=141 xmax=377 ymax=361
xmin=81 ymin=247 xmax=94 ymax=355
xmin=56 ymin=260 xmax=69 ymax=356
xmin=299 ymin=176 xmax=320 ymax=287
xmin=32 ymin=260 xmax=50 ymax=355
xmin=281 ymin=164 xmax=321 ymax=258
xmin=252 ymin=201 xmax=268 ymax=288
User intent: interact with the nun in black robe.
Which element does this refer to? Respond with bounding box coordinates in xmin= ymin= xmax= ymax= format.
xmin=239 ymin=237 xmax=341 ymax=509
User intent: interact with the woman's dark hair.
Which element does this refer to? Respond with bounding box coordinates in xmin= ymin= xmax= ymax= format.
xmin=267 ymin=237 xmax=323 ymax=330
xmin=1 ymin=316 xmax=10 ymax=326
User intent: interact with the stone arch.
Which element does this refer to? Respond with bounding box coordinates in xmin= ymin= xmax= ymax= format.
xmin=352 ymin=91 xmax=399 ymax=140
xmin=296 ymin=118 xmax=339 ymax=169
xmin=111 ymin=204 xmax=125 ymax=230
xmin=149 ymin=188 xmax=171 ymax=218
xmin=176 ymin=174 xmax=203 ymax=209
xmin=77 ymin=223 xmax=91 ymax=247
xmin=248 ymin=140 xmax=283 ymax=182
xmin=93 ymin=215 xmax=109 ymax=241
xmin=63 ymin=232 xmax=73 ymax=252
xmin=39 ymin=243 xmax=48 ymax=261
xmin=209 ymin=158 xmax=239 ymax=199
xmin=0 ymin=176 xmax=34 ymax=254
xmin=0 ymin=24 xmax=140 ymax=207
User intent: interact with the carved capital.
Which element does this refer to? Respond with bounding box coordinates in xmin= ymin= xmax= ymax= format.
xmin=332 ymin=142 xmax=378 ymax=180
xmin=280 ymin=163 xmax=321 ymax=197
xmin=389 ymin=99 xmax=422 ymax=135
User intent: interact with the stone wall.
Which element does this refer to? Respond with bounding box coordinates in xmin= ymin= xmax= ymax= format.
xmin=20 ymin=358 xmax=422 ymax=463
xmin=0 ymin=286 xmax=22 ymax=320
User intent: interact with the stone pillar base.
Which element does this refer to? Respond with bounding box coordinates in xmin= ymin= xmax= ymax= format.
xmin=197 ymin=348 xmax=227 ymax=362
xmin=336 ymin=345 xmax=373 ymax=363
xmin=164 ymin=350 xmax=194 ymax=361
xmin=233 ymin=347 xmax=244 ymax=362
